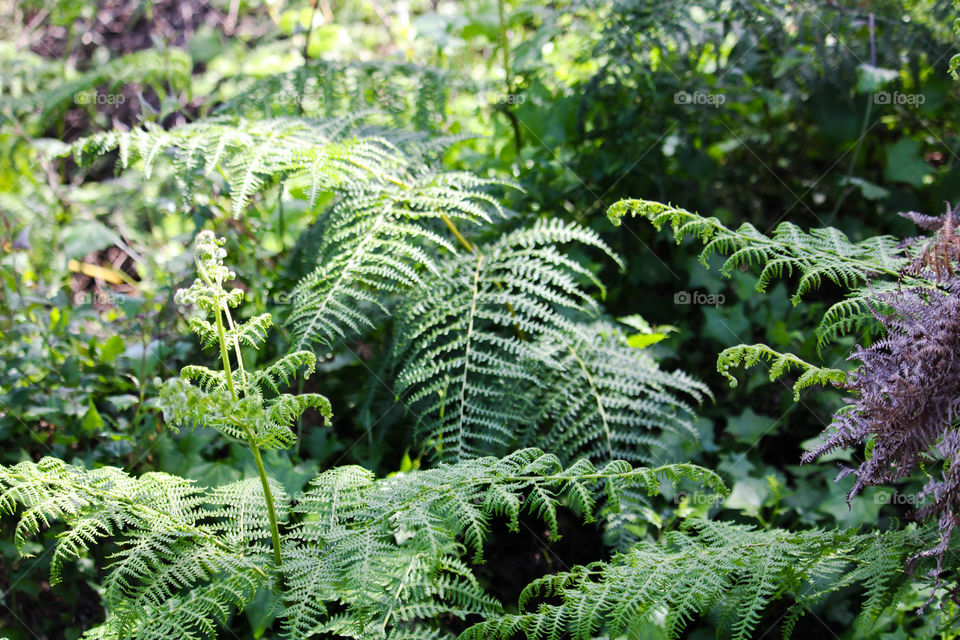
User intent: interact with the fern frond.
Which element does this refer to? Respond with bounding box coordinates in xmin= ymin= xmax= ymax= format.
xmin=389 ymin=219 xmax=704 ymax=473
xmin=98 ymin=555 xmax=267 ymax=640
xmin=70 ymin=116 xmax=409 ymax=215
xmin=168 ymin=232 xmax=332 ymax=448
xmin=207 ymin=477 xmax=290 ymax=542
xmin=180 ymin=365 xmax=226 ymax=392
xmin=717 ymin=344 xmax=848 ymax=400
xmin=249 ymin=351 xmax=317 ymax=394
xmin=608 ymin=198 xmax=916 ymax=344
xmin=0 ymin=458 xmax=272 ymax=638
xmin=0 ymin=458 xmax=202 ymax=572
xmin=280 ymin=448 xmax=725 ymax=639
xmin=532 ymin=321 xmax=710 ymax=466
xmin=160 ymin=379 xmax=303 ymax=449
xmin=817 ymin=282 xmax=898 ymax=345
xmin=225 ymin=312 xmax=273 ymax=350
xmin=266 ymin=393 xmax=333 ymax=428
xmin=1 ymin=445 xmax=723 ymax=640
xmin=3 ymin=48 xmax=191 ymax=127
xmin=214 ymin=59 xmax=462 ymax=131
xmin=287 ymin=169 xmax=510 ymax=350
xmin=460 ymin=519 xmax=935 ymax=640
xmin=392 ymin=219 xmax=620 ymax=462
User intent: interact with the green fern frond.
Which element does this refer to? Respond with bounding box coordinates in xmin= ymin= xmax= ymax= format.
xmin=249 ymin=351 xmax=317 ymax=394
xmin=266 ymin=393 xmax=332 ymax=429
xmin=288 ymin=169 xmax=510 ymax=350
xmin=608 ymin=198 xmax=915 ymax=344
xmin=161 ymin=375 xmax=327 ymax=450
xmin=460 ymin=519 xmax=935 ymax=640
xmin=392 ymin=219 xmax=621 ymax=462
xmin=280 ymin=448 xmax=725 ymax=639
xmin=389 ymin=219 xmax=704 ymax=473
xmin=0 ymin=440 xmax=723 ymax=640
xmin=179 ymin=364 xmax=226 ymax=391
xmin=2 ymin=48 xmax=191 ymax=128
xmin=817 ymin=282 xmax=899 ymax=345
xmin=167 ymin=232 xmax=332 ymax=448
xmin=531 ymin=321 xmax=710 ymax=466
xmin=70 ymin=116 xmax=409 ymax=215
xmin=214 ymin=59 xmax=462 ymax=131
xmin=717 ymin=344 xmax=848 ymax=400
xmin=207 ymin=477 xmax=290 ymax=542
xmin=0 ymin=457 xmax=272 ymax=638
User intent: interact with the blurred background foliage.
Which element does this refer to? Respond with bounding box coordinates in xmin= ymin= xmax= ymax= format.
xmin=1 ymin=0 xmax=959 ymax=637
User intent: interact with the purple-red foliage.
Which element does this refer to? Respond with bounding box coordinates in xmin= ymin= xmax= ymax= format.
xmin=803 ymin=207 xmax=960 ymax=593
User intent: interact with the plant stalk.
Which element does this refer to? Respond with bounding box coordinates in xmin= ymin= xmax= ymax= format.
xmin=215 ymin=303 xmax=283 ymax=570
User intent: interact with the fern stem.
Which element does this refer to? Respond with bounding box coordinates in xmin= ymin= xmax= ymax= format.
xmin=567 ymin=344 xmax=614 ymax=460
xmin=454 ymin=254 xmax=484 ymax=461
xmin=224 ymin=309 xmax=249 ymax=388
xmin=215 ymin=303 xmax=284 ymax=571
xmin=442 ymin=213 xmax=476 ymax=253
xmin=247 ymin=441 xmax=283 ymax=568
xmin=215 ymin=306 xmax=238 ymax=399
xmin=380 ymin=553 xmax=424 ymax=633
xmin=442 ymin=213 xmax=528 ymax=340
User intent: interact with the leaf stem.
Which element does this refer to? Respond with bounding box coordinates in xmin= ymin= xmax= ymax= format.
xmin=215 ymin=301 xmax=283 ymax=570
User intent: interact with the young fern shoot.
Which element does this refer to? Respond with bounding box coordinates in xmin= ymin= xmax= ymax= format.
xmin=166 ymin=230 xmax=331 ymax=569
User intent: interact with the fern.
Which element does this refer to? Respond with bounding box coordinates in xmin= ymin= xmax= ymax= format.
xmin=616 ymin=196 xmax=960 ymax=599
xmin=608 ymin=198 xmax=917 ymax=345
xmin=2 ymin=48 xmax=191 ymax=127
xmin=287 ymin=169 xmax=510 ymax=350
xmin=0 ymin=232 xmax=729 ymax=639
xmin=530 ymin=321 xmax=710 ymax=466
xmin=67 ymin=115 xmax=516 ymax=355
xmin=214 ymin=59 xmax=461 ymax=131
xmin=461 ymin=519 xmax=938 ymax=640
xmin=391 ymin=218 xmax=620 ymax=462
xmin=717 ymin=344 xmax=848 ymax=400
xmin=69 ymin=115 xmax=410 ymax=216
xmin=280 ymin=448 xmax=725 ymax=639
xmin=0 ymin=451 xmax=724 ymax=639
xmin=0 ymin=456 xmax=273 ymax=639
xmin=168 ymin=231 xmax=331 ymax=566
xmin=388 ymin=217 xmax=708 ymax=475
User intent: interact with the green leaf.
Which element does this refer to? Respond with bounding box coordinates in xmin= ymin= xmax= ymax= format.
xmin=725 ymin=409 xmax=776 ymax=446
xmin=619 ymin=314 xmax=677 ymax=348
xmin=840 ymin=176 xmax=890 ymax=201
xmin=626 ymin=333 xmax=667 ymax=348
xmin=884 ymin=138 xmax=930 ymax=187
xmin=723 ymin=477 xmax=772 ymax=516
xmin=99 ymin=335 xmax=126 ymax=364
xmin=855 ymin=64 xmax=899 ymax=93
xmin=81 ymin=402 xmax=104 ymax=432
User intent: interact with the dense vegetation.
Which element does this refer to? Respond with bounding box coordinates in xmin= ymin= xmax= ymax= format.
xmin=2 ymin=0 xmax=960 ymax=638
